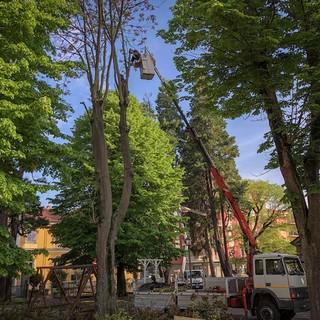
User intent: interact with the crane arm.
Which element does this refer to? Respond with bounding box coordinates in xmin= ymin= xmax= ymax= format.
xmin=153 ymin=65 xmax=256 ymax=250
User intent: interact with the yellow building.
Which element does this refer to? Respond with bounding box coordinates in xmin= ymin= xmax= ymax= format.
xmin=18 ymin=206 xmax=69 ymax=271
xmin=14 ymin=207 xmax=70 ymax=296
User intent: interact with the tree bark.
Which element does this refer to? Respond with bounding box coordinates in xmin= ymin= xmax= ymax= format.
xmin=0 ymin=278 xmax=11 ymax=302
xmin=106 ymin=241 xmax=116 ymax=313
xmin=91 ymin=98 xmax=113 ymax=317
xmin=204 ymin=227 xmax=216 ymax=277
xmin=261 ymin=85 xmax=320 ymax=318
xmin=101 ymin=33 xmax=133 ymax=307
xmin=206 ymin=171 xmax=233 ymax=277
xmin=220 ymin=201 xmax=229 ymax=263
xmin=116 ymin=263 xmax=127 ymax=297
xmin=302 ymin=25 xmax=320 ymax=317
xmin=0 ymin=211 xmax=12 ymax=301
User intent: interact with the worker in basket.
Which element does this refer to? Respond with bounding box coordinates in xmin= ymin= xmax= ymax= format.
xmin=129 ymin=48 xmax=141 ymax=67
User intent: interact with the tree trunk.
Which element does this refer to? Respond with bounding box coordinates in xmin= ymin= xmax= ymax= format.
xmin=303 ymin=113 xmax=320 ymax=317
xmin=220 ymin=201 xmax=229 ymax=263
xmin=206 ymin=172 xmax=233 ymax=277
xmin=302 ymin=32 xmax=320 ymax=318
xmin=0 ymin=211 xmax=12 ymax=301
xmin=204 ymin=227 xmax=216 ymax=277
xmin=262 ymin=86 xmax=320 ymax=318
xmin=0 ymin=278 xmax=11 ymax=302
xmin=106 ymin=242 xmax=116 ymax=314
xmin=116 ymin=263 xmax=127 ymax=297
xmin=91 ymin=99 xmax=113 ymax=317
xmin=105 ymin=57 xmax=132 ymax=307
xmin=0 ymin=278 xmax=5 ymax=301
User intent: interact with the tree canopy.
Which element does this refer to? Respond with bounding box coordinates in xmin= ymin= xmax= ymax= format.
xmin=160 ymin=0 xmax=320 ymax=316
xmin=56 ymin=1 xmax=156 ymax=313
xmin=0 ymin=0 xmax=76 ymax=300
xmin=51 ymin=91 xmax=185 ymax=272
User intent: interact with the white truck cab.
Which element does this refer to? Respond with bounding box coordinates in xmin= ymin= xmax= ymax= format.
xmin=251 ymin=253 xmax=309 ymax=320
xmin=184 ymin=269 xmax=204 ymax=290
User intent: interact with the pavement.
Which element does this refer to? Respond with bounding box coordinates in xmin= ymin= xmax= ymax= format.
xmin=227 ymin=308 xmax=310 ymax=319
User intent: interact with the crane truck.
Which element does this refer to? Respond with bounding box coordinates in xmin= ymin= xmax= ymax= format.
xmin=132 ymin=48 xmax=310 ymax=320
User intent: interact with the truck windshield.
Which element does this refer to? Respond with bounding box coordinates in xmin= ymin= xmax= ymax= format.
xmin=192 ymin=271 xmax=202 ymax=278
xmin=284 ymin=257 xmax=305 ymax=275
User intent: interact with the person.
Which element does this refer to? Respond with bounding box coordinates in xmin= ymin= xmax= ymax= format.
xmin=129 ymin=48 xmax=141 ymax=67
xmin=151 ymin=274 xmax=156 ymax=284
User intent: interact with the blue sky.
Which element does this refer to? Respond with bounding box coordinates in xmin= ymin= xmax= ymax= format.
xmin=142 ymin=0 xmax=284 ymax=185
xmin=41 ymin=0 xmax=283 ymax=206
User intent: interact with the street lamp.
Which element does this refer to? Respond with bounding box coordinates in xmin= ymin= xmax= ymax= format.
xmin=185 ymin=235 xmax=192 ymax=289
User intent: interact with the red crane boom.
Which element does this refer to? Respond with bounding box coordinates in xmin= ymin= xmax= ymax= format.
xmin=154 ymin=66 xmax=255 ymax=237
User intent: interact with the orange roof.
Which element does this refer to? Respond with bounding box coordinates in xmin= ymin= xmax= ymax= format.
xmin=41 ymin=206 xmax=60 ymax=224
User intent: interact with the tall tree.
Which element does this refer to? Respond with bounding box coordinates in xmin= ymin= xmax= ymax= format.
xmin=155 ymin=84 xmax=186 ymax=162
xmin=230 ymin=179 xmax=297 ymax=261
xmin=0 ymin=0 xmax=75 ymax=300
xmin=243 ymin=180 xmax=290 ymax=240
xmin=181 ymin=110 xmax=245 ymax=277
xmin=58 ymin=1 xmax=155 ymax=315
xmin=50 ymin=92 xmax=184 ymax=295
xmin=155 ymin=86 xmax=245 ymax=276
xmin=161 ymin=0 xmax=320 ymax=316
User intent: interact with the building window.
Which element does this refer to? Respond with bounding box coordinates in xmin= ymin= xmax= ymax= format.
xmin=25 ymin=231 xmax=37 ymax=244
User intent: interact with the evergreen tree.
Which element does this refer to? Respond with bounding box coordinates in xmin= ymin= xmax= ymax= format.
xmin=181 ymin=106 xmax=246 ymax=277
xmin=155 ymin=84 xmax=186 ymax=162
xmin=155 ymin=86 xmax=245 ymax=277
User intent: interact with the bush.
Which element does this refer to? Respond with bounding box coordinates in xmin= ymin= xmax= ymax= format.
xmin=29 ymin=272 xmax=43 ymax=288
xmin=184 ymin=294 xmax=234 ymax=320
xmin=0 ymin=305 xmax=65 ymax=320
xmin=49 ymin=270 xmax=68 ymax=288
xmin=0 ymin=294 xmax=236 ymax=320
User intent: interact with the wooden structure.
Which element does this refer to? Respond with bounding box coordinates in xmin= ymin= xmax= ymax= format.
xmin=28 ymin=264 xmax=97 ymax=319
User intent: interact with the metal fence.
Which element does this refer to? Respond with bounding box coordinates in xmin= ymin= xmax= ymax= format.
xmin=12 ymin=284 xmax=29 ymax=299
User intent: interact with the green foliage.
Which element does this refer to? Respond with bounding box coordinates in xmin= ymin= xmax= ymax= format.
xmin=0 ymin=296 xmax=235 ymax=320
xmin=242 ymin=179 xmax=289 ymax=229
xmin=185 ymin=294 xmax=233 ymax=320
xmin=49 ymin=270 xmax=68 ymax=288
xmin=182 ymin=107 xmax=245 ymax=256
xmin=160 ymin=0 xmax=320 ymax=193
xmin=258 ymin=228 xmax=297 ymax=255
xmin=155 ymin=84 xmax=187 ymax=161
xmin=51 ymin=92 xmax=185 ymax=271
xmin=227 ymin=179 xmax=298 ymax=252
xmin=0 ymin=0 xmax=76 ymax=210
xmin=97 ymin=310 xmax=133 ymax=320
xmin=0 ymin=226 xmax=33 ymax=277
xmin=50 ymin=213 xmax=96 ymax=265
xmin=0 ymin=0 xmax=77 ymax=285
xmin=29 ymin=272 xmax=43 ymax=288
xmin=181 ymin=110 xmax=244 ymax=205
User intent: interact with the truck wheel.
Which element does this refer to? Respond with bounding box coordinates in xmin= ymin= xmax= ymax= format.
xmin=257 ymin=300 xmax=281 ymax=320
xmin=281 ymin=310 xmax=296 ymax=319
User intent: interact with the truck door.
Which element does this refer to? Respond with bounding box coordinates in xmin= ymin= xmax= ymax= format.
xmin=253 ymin=258 xmax=265 ymax=288
xmin=264 ymin=258 xmax=290 ymax=300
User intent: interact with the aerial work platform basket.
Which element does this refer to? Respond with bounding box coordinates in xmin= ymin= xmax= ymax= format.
xmin=139 ymin=53 xmax=155 ymax=80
